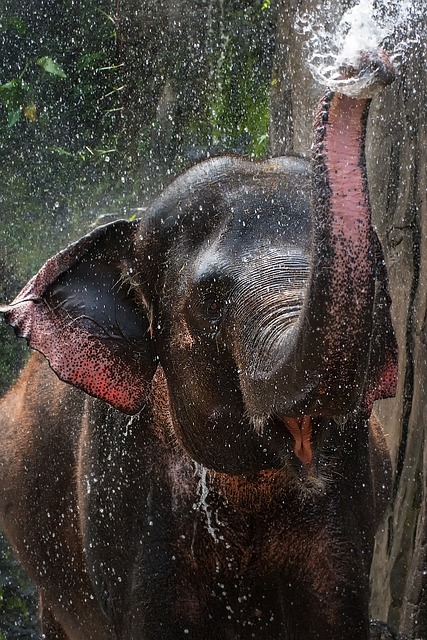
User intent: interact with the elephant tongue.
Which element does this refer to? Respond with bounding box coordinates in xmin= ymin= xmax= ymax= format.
xmin=283 ymin=416 xmax=313 ymax=466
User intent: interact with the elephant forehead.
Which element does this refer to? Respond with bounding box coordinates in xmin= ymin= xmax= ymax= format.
xmin=178 ymin=174 xmax=310 ymax=250
xmin=191 ymin=243 xmax=310 ymax=291
xmin=222 ymin=182 xmax=311 ymax=246
xmin=185 ymin=199 xmax=311 ymax=282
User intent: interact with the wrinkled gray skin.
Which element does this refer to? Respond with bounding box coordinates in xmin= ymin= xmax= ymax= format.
xmin=0 ymin=56 xmax=398 ymax=640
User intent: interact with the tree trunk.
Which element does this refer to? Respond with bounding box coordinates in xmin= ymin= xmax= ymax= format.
xmin=116 ymin=0 xmax=169 ymax=177
xmin=269 ymin=0 xmax=353 ymax=156
xmin=368 ymin=33 xmax=427 ymax=639
xmin=270 ymin=2 xmax=427 ymax=637
xmin=115 ymin=0 xmax=233 ymax=177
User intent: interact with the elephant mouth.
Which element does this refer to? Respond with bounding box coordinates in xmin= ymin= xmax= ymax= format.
xmin=282 ymin=416 xmax=313 ymax=466
xmin=251 ymin=413 xmax=316 ymax=468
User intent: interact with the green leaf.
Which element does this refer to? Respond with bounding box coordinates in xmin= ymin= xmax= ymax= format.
xmin=0 ymin=79 xmax=20 ymax=93
xmin=7 ymin=108 xmax=22 ymax=127
xmin=51 ymin=146 xmax=74 ymax=157
xmin=37 ymin=57 xmax=66 ymax=78
xmin=77 ymin=51 xmax=103 ymax=71
xmin=0 ymin=79 xmax=28 ymax=127
xmin=1 ymin=16 xmax=27 ymax=35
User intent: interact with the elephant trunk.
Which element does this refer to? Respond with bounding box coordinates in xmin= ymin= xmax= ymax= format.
xmin=239 ymin=50 xmax=396 ymax=420
xmin=300 ymin=92 xmax=375 ymax=414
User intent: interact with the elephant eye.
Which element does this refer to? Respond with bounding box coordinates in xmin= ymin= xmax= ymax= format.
xmin=202 ymin=293 xmax=223 ymax=323
xmin=204 ymin=296 xmax=221 ymax=322
xmin=190 ymin=274 xmax=230 ymax=333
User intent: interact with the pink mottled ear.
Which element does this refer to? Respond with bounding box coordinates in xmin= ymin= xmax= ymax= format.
xmin=0 ymin=220 xmax=156 ymax=414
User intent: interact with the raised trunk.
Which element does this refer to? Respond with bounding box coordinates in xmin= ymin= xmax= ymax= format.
xmin=293 ymin=92 xmax=375 ymax=415
xmin=241 ymin=55 xmax=396 ymax=421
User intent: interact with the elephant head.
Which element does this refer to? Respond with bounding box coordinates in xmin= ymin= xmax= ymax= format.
xmin=1 ymin=51 xmax=398 ymax=475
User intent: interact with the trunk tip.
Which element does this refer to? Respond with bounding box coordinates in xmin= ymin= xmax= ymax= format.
xmin=329 ymin=48 xmax=396 ymax=98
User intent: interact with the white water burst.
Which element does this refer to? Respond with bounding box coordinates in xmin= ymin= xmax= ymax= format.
xmin=193 ymin=463 xmax=219 ymax=543
xmin=297 ymin=0 xmax=423 ymax=88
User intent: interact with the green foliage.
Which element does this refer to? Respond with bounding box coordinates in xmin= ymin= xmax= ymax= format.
xmin=0 ymin=3 xmax=277 ymax=636
xmin=0 ymin=255 xmax=29 ymax=393
xmin=208 ymin=49 xmax=271 ymax=157
xmin=181 ymin=2 xmax=274 ymax=160
xmin=0 ymin=57 xmax=66 ymax=128
xmin=0 ymin=0 xmax=127 ymax=282
xmin=0 ymin=1 xmax=120 ymax=173
xmin=0 ymin=326 xmax=28 ymax=397
xmin=36 ymin=56 xmax=66 ymax=78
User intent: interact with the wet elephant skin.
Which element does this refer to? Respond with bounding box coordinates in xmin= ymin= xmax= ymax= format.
xmin=0 ymin=352 xmax=391 ymax=640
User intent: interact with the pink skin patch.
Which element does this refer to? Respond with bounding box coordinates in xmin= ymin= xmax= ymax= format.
xmin=284 ymin=416 xmax=313 ymax=466
xmin=365 ymin=353 xmax=399 ymax=412
xmin=326 ymin=95 xmax=370 ymax=242
xmin=319 ymin=93 xmax=398 ymax=408
xmin=2 ymin=295 xmax=149 ymax=414
xmin=320 ymin=95 xmax=374 ymax=355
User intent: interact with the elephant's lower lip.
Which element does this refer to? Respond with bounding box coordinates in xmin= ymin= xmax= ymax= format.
xmin=282 ymin=416 xmax=313 ymax=466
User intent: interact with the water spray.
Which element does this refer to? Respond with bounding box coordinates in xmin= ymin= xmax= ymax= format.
xmin=297 ymin=0 xmax=422 ymax=89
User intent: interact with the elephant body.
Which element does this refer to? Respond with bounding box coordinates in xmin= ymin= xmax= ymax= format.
xmin=0 ymin=52 xmax=398 ymax=639
xmin=1 ymin=351 xmax=390 ymax=640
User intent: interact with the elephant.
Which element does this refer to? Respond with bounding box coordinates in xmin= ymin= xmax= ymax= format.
xmin=0 ymin=50 xmax=398 ymax=639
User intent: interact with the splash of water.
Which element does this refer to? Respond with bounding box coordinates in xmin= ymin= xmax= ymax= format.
xmin=193 ymin=463 xmax=219 ymax=543
xmin=297 ymin=0 xmax=422 ymax=88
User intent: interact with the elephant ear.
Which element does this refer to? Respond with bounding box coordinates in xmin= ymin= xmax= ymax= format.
xmin=0 ymin=220 xmax=157 ymax=414
xmin=364 ymin=235 xmax=398 ymax=410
